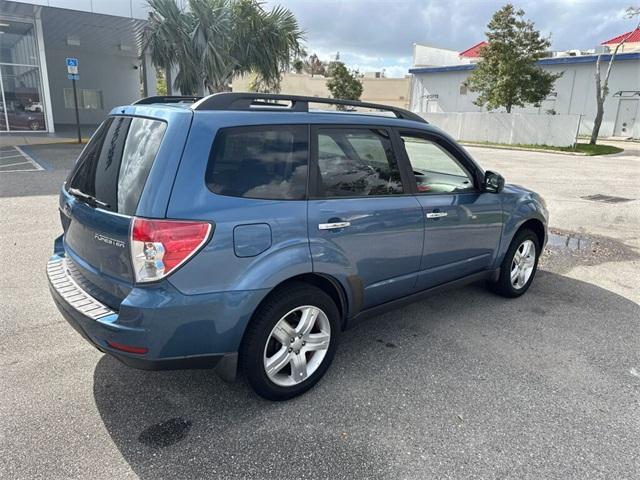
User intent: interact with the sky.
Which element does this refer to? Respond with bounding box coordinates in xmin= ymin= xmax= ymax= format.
xmin=267 ymin=0 xmax=638 ymax=77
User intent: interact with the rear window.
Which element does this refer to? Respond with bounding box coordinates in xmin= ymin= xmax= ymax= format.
xmin=67 ymin=116 xmax=167 ymax=215
xmin=205 ymin=125 xmax=308 ymax=200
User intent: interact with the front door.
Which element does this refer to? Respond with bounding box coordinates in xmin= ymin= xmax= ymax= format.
xmin=397 ymin=131 xmax=503 ymax=289
xmin=307 ymin=125 xmax=424 ymax=311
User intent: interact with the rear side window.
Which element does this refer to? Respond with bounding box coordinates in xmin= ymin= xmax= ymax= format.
xmin=205 ymin=125 xmax=308 ymax=200
xmin=67 ymin=116 xmax=167 ymax=215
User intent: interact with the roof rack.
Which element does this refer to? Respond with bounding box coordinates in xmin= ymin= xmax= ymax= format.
xmin=134 ymin=95 xmax=202 ymax=105
xmin=192 ymin=92 xmax=427 ymax=123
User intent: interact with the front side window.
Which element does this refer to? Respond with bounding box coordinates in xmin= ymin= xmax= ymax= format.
xmin=315 ymin=127 xmax=403 ymax=197
xmin=401 ymin=135 xmax=474 ymax=194
xmin=206 ymin=125 xmax=308 ymax=200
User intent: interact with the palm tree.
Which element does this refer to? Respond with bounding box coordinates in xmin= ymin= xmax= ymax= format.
xmin=143 ymin=0 xmax=304 ymax=95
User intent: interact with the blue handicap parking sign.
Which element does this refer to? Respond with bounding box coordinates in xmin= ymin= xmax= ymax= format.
xmin=66 ymin=58 xmax=78 ymax=67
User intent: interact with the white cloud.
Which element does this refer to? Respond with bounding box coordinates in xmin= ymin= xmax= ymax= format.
xmin=269 ymin=0 xmax=636 ymax=71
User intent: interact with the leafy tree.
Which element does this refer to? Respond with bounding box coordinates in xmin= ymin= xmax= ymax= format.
xmin=144 ymin=0 xmax=303 ymax=95
xmin=326 ymin=62 xmax=363 ymax=105
xmin=590 ymin=7 xmax=640 ymax=144
xmin=325 ymin=51 xmax=341 ymax=77
xmin=467 ymin=4 xmax=561 ymax=113
xmin=292 ymin=58 xmax=304 ymax=74
xmin=303 ymin=54 xmax=326 ymax=77
xmin=155 ymin=68 xmax=168 ymax=95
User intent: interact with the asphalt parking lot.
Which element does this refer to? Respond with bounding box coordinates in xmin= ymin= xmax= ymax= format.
xmin=1 ymin=143 xmax=639 ymax=479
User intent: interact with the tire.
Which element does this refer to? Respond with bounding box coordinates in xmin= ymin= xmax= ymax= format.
xmin=489 ymin=228 xmax=540 ymax=298
xmin=241 ymin=282 xmax=340 ymax=401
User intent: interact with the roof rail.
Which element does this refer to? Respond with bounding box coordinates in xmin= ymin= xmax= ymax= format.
xmin=133 ymin=95 xmax=202 ymax=105
xmin=192 ymin=92 xmax=427 ymax=123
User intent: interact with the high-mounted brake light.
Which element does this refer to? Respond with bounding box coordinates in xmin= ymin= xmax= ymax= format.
xmin=131 ymin=218 xmax=212 ymax=283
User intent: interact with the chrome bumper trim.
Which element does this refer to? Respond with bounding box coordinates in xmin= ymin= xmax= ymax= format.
xmin=47 ymin=257 xmax=115 ymax=320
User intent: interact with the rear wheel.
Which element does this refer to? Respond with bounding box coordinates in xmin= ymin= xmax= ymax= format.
xmin=241 ymin=283 xmax=340 ymax=400
xmin=489 ymin=228 xmax=540 ymax=298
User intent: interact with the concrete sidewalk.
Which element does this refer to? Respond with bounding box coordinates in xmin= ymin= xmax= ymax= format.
xmin=0 ymin=125 xmax=96 ymax=147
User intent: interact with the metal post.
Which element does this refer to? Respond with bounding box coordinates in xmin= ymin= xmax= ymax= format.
xmin=573 ymin=114 xmax=582 ymax=151
xmin=71 ymin=79 xmax=81 ymax=143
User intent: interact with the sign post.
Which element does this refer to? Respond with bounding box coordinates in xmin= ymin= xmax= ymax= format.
xmin=66 ymin=58 xmax=81 ymax=144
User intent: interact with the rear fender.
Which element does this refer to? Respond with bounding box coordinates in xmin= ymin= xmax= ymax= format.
xmin=308 ymin=238 xmax=361 ymax=316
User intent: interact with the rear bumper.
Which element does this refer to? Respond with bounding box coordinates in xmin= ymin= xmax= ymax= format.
xmin=47 ymin=253 xmax=268 ymax=380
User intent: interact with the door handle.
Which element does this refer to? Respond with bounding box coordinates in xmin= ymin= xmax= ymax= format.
xmin=426 ymin=212 xmax=447 ymax=219
xmin=318 ymin=221 xmax=351 ymax=230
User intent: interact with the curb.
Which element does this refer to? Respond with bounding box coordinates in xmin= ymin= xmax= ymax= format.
xmin=460 ymin=143 xmax=587 ymax=156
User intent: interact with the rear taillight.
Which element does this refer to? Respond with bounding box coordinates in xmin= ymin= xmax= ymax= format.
xmin=131 ymin=218 xmax=212 ymax=283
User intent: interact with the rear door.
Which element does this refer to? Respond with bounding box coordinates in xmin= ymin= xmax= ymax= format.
xmin=307 ymin=125 xmax=424 ymax=311
xmin=397 ymin=129 xmax=503 ymax=289
xmin=60 ymin=115 xmax=168 ymax=306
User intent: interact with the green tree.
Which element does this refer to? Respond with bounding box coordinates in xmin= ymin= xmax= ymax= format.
xmin=155 ymin=67 xmax=168 ymax=95
xmin=292 ymin=58 xmax=304 ymax=74
xmin=466 ymin=4 xmax=561 ymax=113
xmin=143 ymin=0 xmax=304 ymax=95
xmin=326 ymin=62 xmax=363 ymax=105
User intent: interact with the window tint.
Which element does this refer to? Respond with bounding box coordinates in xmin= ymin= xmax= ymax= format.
xmin=206 ymin=125 xmax=308 ymax=200
xmin=67 ymin=116 xmax=167 ymax=214
xmin=401 ymin=135 xmax=474 ymax=194
xmin=315 ymin=128 xmax=403 ymax=197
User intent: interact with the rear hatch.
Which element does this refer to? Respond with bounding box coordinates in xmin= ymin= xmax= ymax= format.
xmin=60 ymin=115 xmax=168 ymax=308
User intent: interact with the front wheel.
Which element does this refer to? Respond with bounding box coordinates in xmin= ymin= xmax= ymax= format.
xmin=241 ymin=283 xmax=340 ymax=400
xmin=489 ymin=228 xmax=540 ymax=298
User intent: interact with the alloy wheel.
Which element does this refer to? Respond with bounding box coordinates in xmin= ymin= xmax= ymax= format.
xmin=510 ymin=239 xmax=536 ymax=289
xmin=263 ymin=305 xmax=331 ymax=387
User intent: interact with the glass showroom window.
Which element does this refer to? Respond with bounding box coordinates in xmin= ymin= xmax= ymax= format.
xmin=0 ymin=19 xmax=47 ymax=131
xmin=63 ymin=88 xmax=104 ymax=110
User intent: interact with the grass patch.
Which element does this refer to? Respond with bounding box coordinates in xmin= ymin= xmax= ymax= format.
xmin=563 ymin=143 xmax=624 ymax=155
xmin=462 ymin=141 xmax=623 ymax=156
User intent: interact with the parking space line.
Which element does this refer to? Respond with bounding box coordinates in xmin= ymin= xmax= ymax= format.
xmin=15 ymin=146 xmax=45 ymax=171
xmin=0 ymin=161 xmax=32 ymax=169
xmin=0 ymin=146 xmax=45 ymax=173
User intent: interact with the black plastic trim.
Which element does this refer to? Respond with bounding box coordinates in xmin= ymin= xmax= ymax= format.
xmin=346 ymin=269 xmax=499 ymax=328
xmin=192 ymin=92 xmax=427 ymax=124
xmin=134 ymin=95 xmax=202 ymax=105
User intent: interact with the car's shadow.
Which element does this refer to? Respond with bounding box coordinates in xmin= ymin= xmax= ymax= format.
xmin=93 ymin=271 xmax=640 ymax=479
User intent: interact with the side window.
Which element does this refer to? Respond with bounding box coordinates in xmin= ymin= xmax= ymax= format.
xmin=315 ymin=127 xmax=403 ymax=197
xmin=401 ymin=135 xmax=474 ymax=193
xmin=206 ymin=125 xmax=308 ymax=200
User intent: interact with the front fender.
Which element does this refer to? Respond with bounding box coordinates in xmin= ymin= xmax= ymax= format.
xmin=495 ymin=188 xmax=548 ymax=266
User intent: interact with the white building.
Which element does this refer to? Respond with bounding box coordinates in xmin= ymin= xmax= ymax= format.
xmin=409 ymin=36 xmax=640 ymax=139
xmin=0 ymin=0 xmax=157 ymax=133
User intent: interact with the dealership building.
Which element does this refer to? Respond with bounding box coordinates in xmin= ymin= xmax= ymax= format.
xmin=0 ymin=0 xmax=157 ymax=133
xmin=409 ymin=36 xmax=640 ymax=139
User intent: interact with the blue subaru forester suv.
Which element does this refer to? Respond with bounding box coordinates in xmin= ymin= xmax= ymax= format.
xmin=47 ymin=93 xmax=548 ymax=400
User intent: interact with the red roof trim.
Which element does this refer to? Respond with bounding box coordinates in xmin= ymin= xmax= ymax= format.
xmin=459 ymin=41 xmax=488 ymax=58
xmin=602 ymin=28 xmax=640 ymax=45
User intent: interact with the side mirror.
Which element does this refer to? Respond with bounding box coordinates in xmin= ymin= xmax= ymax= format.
xmin=483 ymin=171 xmax=505 ymax=193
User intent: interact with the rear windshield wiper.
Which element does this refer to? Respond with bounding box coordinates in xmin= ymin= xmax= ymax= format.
xmin=68 ymin=187 xmax=111 ymax=209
